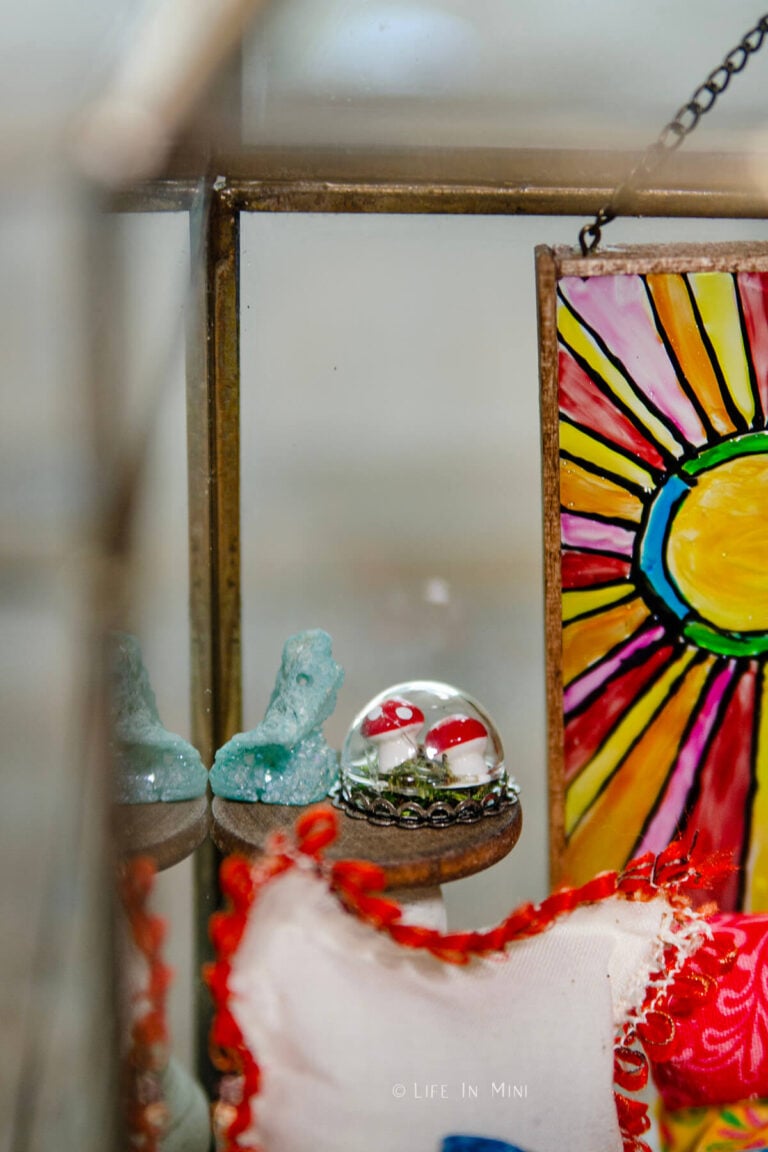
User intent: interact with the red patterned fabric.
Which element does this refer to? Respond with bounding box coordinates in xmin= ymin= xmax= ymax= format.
xmin=651 ymin=913 xmax=768 ymax=1110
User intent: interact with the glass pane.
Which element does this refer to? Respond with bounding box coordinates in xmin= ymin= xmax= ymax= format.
xmin=240 ymin=210 xmax=768 ymax=927
xmin=114 ymin=210 xmax=196 ymax=1070
xmin=119 ymin=211 xmax=191 ymax=748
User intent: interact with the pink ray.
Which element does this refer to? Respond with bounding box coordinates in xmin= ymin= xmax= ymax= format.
xmin=737 ymin=271 xmax=768 ymax=422
xmin=638 ymin=660 xmax=737 ymax=855
xmin=561 ymin=512 xmax=635 ymax=557
xmin=560 ymin=275 xmax=708 ymax=447
xmin=563 ymin=621 xmax=666 ymax=716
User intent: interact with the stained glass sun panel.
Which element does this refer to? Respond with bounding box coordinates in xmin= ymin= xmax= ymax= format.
xmin=538 ymin=243 xmax=768 ymax=911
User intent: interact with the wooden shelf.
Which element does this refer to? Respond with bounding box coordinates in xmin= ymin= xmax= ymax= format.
xmin=211 ymin=797 xmax=522 ymax=889
xmin=116 ymin=797 xmax=210 ymax=871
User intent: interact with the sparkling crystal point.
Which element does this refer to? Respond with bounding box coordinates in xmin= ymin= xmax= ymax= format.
xmin=210 ymin=629 xmax=344 ymax=804
xmin=109 ymin=632 xmax=208 ymax=803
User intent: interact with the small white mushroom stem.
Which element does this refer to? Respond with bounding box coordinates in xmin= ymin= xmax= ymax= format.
xmin=444 ymin=739 xmax=488 ymax=780
xmin=373 ymin=728 xmax=421 ymax=773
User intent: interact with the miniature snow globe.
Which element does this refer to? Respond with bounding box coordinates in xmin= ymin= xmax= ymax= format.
xmin=336 ymin=680 xmax=517 ymax=827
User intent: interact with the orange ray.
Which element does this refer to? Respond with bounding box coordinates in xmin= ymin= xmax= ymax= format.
xmin=560 ymin=457 xmax=644 ymax=523
xmin=646 ymin=274 xmax=736 ymax=437
xmin=563 ymin=597 xmax=651 ymax=687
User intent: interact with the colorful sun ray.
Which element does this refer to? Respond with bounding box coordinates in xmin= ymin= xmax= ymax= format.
xmin=561 ymin=550 xmax=632 ymax=591
xmin=558 ymin=293 xmax=686 ymax=460
xmin=687 ymin=272 xmax=757 ymax=429
xmin=737 ymin=271 xmax=768 ymax=423
xmin=560 ymin=417 xmax=657 ymax=492
xmin=563 ymin=619 xmax=666 ymax=714
xmin=645 ymin=273 xmax=739 ymax=437
xmin=678 ymin=663 xmax=759 ymax=910
xmin=746 ymin=665 xmax=768 ymax=911
xmin=560 ymin=274 xmax=709 ymax=447
xmin=561 ymin=583 xmax=637 ymax=624
xmin=563 ymin=654 xmax=717 ymax=882
xmin=560 ymin=457 xmax=644 ymax=523
xmin=560 ymin=512 xmax=635 ymax=558
xmin=637 ymin=660 xmax=737 ymax=856
xmin=565 ymin=648 xmax=702 ymax=837
xmin=558 ymin=349 xmax=668 ymax=472
xmin=562 ymin=597 xmax=652 ymax=688
xmin=564 ymin=638 xmax=677 ymax=783
xmin=545 ymin=255 xmax=768 ymax=911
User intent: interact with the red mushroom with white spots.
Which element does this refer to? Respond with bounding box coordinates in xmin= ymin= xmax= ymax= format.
xmin=361 ymin=697 xmax=425 ymax=774
xmin=425 ymin=713 xmax=489 ymax=781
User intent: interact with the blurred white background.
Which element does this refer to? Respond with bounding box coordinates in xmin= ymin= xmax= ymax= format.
xmin=242 ymin=0 xmax=768 ymax=152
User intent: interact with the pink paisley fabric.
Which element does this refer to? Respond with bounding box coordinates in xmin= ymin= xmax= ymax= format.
xmin=652 ymin=914 xmax=768 ymax=1110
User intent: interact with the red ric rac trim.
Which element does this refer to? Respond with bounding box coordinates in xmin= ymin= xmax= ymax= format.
xmin=613 ymin=1047 xmax=648 ymax=1093
xmin=209 ymin=805 xmax=734 ymax=1152
xmin=118 ymin=857 xmax=172 ymax=1152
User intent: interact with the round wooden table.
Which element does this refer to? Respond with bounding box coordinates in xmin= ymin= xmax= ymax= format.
xmin=116 ymin=796 xmax=210 ymax=871
xmin=211 ymin=795 xmax=522 ymax=889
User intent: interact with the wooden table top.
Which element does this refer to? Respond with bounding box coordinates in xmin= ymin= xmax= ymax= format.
xmin=211 ymin=795 xmax=522 ymax=889
xmin=116 ymin=796 xmax=210 ymax=870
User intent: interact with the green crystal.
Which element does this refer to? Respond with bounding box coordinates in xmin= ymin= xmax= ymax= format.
xmin=210 ymin=629 xmax=344 ymax=803
xmin=109 ymin=632 xmax=208 ymax=803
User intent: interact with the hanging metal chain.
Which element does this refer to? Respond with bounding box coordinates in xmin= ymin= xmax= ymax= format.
xmin=579 ymin=13 xmax=768 ymax=256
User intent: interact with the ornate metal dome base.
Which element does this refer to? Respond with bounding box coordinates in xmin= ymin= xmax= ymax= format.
xmin=330 ymin=779 xmax=520 ymax=829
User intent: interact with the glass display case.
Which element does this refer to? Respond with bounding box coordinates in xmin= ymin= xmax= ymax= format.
xmin=4 ymin=3 xmax=768 ymax=1147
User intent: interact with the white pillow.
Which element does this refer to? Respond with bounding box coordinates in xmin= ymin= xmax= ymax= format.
xmin=223 ymin=862 xmax=675 ymax=1152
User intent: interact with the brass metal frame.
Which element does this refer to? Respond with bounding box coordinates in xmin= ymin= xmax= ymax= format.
xmin=115 ymin=144 xmax=767 ymax=1084
xmin=114 ymin=145 xmax=768 ymax=218
xmin=186 ymin=185 xmax=242 ymax=1088
xmin=187 ymin=187 xmax=242 ymax=764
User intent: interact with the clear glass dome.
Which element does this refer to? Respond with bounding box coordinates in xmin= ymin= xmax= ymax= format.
xmin=338 ymin=680 xmax=512 ymax=825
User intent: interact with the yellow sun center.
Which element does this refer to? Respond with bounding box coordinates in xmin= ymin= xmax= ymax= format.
xmin=667 ymin=453 xmax=768 ymax=633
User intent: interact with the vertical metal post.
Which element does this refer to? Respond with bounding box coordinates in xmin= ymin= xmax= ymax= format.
xmin=187 ymin=182 xmax=241 ymax=1091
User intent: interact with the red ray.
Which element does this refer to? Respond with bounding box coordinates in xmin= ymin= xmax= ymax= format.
xmin=679 ymin=663 xmax=758 ymax=911
xmin=559 ymin=348 xmax=668 ymax=471
xmin=561 ymin=550 xmax=632 ymax=590
xmin=737 ymin=271 xmax=768 ymax=423
xmin=564 ymin=641 xmax=676 ymax=783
